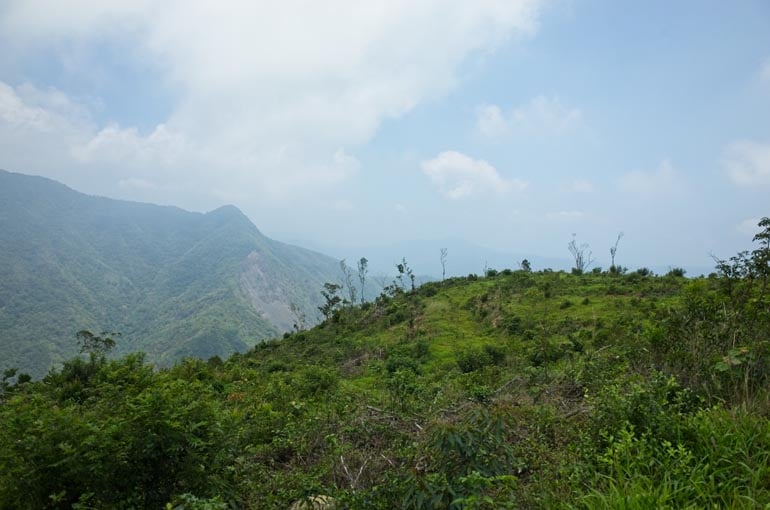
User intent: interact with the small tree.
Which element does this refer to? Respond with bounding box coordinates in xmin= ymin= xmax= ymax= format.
xmin=667 ymin=267 xmax=686 ymax=277
xmin=319 ymin=282 xmax=343 ymax=320
xmin=568 ymin=234 xmax=595 ymax=274
xmin=339 ymin=259 xmax=357 ymax=306
xmin=520 ymin=259 xmax=532 ymax=272
xmin=357 ymin=257 xmax=369 ymax=304
xmin=752 ymin=217 xmax=770 ymax=298
xmin=77 ymin=330 xmax=117 ymax=357
xmin=396 ymin=257 xmax=416 ymax=291
xmin=609 ymin=232 xmax=624 ymax=273
xmin=289 ymin=301 xmax=307 ymax=332
xmin=440 ymin=248 xmax=448 ymax=281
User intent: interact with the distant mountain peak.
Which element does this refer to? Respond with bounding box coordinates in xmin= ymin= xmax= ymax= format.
xmin=205 ymin=204 xmax=264 ymax=235
xmin=208 ymin=204 xmax=243 ymax=216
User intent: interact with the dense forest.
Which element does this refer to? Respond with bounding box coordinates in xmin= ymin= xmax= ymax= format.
xmin=1 ymin=218 xmax=768 ymax=509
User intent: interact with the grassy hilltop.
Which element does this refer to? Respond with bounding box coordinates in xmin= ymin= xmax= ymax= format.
xmin=2 ymin=226 xmax=770 ymax=508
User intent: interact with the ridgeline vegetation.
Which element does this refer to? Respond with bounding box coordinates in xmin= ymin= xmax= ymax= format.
xmin=1 ymin=218 xmax=769 ymax=509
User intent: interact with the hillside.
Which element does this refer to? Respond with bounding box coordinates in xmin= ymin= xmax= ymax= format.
xmin=0 ymin=169 xmax=345 ymax=377
xmin=1 ymin=221 xmax=769 ymax=508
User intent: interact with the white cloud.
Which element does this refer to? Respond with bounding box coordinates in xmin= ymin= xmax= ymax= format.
xmin=0 ymin=82 xmax=92 ymax=178
xmin=619 ymin=159 xmax=679 ymax=194
xmin=73 ymin=123 xmax=188 ymax=168
xmin=724 ymin=140 xmax=770 ymax=188
xmin=476 ymin=95 xmax=582 ymax=136
xmin=0 ymin=82 xmax=83 ymax=134
xmin=421 ymin=150 xmax=525 ymax=199
xmin=475 ymin=104 xmax=508 ymax=136
xmin=0 ymin=1 xmax=543 ymax=205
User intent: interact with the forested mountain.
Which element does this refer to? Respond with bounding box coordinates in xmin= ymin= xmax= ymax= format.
xmin=0 ymin=169 xmax=344 ymax=377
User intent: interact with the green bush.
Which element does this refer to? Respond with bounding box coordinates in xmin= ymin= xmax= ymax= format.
xmin=386 ymin=354 xmax=421 ymax=374
xmin=457 ymin=345 xmax=506 ymax=373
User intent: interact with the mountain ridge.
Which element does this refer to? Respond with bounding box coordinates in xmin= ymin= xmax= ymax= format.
xmin=0 ymin=169 xmax=343 ymax=377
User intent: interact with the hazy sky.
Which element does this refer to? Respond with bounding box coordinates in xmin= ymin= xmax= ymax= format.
xmin=1 ymin=0 xmax=769 ymax=269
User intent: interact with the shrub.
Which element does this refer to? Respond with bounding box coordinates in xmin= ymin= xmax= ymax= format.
xmin=294 ymin=366 xmax=339 ymax=397
xmin=386 ymin=355 xmax=421 ymax=375
xmin=412 ymin=339 xmax=431 ymax=359
xmin=457 ymin=345 xmax=506 ymax=373
xmin=503 ymin=316 xmax=522 ymax=335
xmin=404 ymin=406 xmax=521 ymax=509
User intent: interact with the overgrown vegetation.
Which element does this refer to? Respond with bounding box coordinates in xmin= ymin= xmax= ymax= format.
xmin=1 ymin=219 xmax=769 ymax=509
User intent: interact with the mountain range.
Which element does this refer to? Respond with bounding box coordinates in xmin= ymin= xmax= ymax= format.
xmin=0 ymin=169 xmax=345 ymax=377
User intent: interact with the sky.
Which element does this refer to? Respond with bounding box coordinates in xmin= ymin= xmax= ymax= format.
xmin=1 ymin=0 xmax=769 ymax=272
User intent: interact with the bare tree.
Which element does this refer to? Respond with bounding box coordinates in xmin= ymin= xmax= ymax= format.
xmin=339 ymin=259 xmax=357 ymax=305
xmin=289 ymin=301 xmax=307 ymax=332
xmin=610 ymin=232 xmax=624 ymax=272
xmin=440 ymin=248 xmax=448 ymax=281
xmin=357 ymin=257 xmax=368 ymax=304
xmin=568 ymin=234 xmax=595 ymax=274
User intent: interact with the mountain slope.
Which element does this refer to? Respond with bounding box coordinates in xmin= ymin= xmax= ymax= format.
xmin=3 ymin=262 xmax=770 ymax=508
xmin=0 ymin=169 xmax=343 ymax=377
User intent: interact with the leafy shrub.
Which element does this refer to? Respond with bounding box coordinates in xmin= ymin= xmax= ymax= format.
xmin=418 ymin=282 xmax=440 ymax=297
xmin=386 ymin=355 xmax=421 ymax=375
xmin=0 ymin=360 xmax=231 ymax=509
xmin=294 ymin=366 xmax=339 ymax=397
xmin=502 ymin=316 xmax=522 ymax=335
xmin=386 ymin=369 xmax=420 ymax=411
xmin=412 ymin=339 xmax=431 ymax=359
xmin=404 ymin=406 xmax=521 ymax=509
xmin=483 ymin=345 xmax=506 ymax=365
xmin=457 ymin=345 xmax=506 ymax=373
xmin=267 ymin=361 xmax=289 ymax=373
